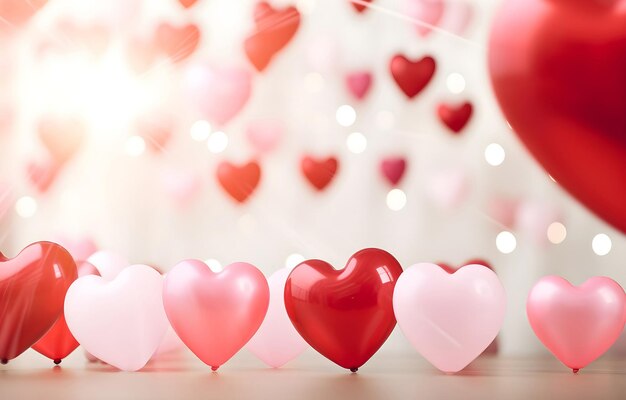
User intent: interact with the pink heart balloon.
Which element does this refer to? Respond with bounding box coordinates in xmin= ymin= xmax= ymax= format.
xmin=64 ymin=265 xmax=169 ymax=371
xmin=487 ymin=196 xmax=520 ymax=229
xmin=161 ymin=169 xmax=202 ymax=208
xmin=345 ymin=71 xmax=372 ymax=100
xmin=393 ymin=263 xmax=506 ymax=373
xmin=183 ymin=64 xmax=252 ymax=126
xmin=87 ymin=250 xmax=129 ymax=281
xmin=405 ymin=0 xmax=445 ymax=37
xmin=426 ymin=168 xmax=470 ymax=209
xmin=527 ymin=276 xmax=626 ymax=372
xmin=515 ymin=201 xmax=561 ymax=245
xmin=245 ymin=119 xmax=283 ymax=154
xmin=380 ymin=156 xmax=407 ymax=186
xmin=440 ymin=1 xmax=473 ymax=36
xmin=27 ymin=158 xmax=60 ymax=193
xmin=163 ymin=260 xmax=269 ymax=370
xmin=246 ymin=267 xmax=307 ymax=368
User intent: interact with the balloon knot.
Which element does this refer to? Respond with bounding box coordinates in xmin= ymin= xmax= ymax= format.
xmin=573 ymin=368 xmax=580 ymax=374
xmin=0 ymin=359 xmax=7 ymax=365
xmin=54 ymin=359 xmax=62 ymax=365
xmin=350 ymin=368 xmax=358 ymax=373
xmin=211 ymin=366 xmax=219 ymax=372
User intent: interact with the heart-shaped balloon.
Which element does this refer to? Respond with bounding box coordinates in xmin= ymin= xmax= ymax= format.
xmin=426 ymin=168 xmax=470 ymax=209
xmin=163 ymin=260 xmax=269 ymax=370
xmin=0 ymin=0 xmax=47 ymax=33
xmin=178 ymin=0 xmax=198 ymax=8
xmin=0 ymin=242 xmax=77 ymax=362
xmin=64 ymin=265 xmax=168 ymax=371
xmin=437 ymin=101 xmax=473 ymax=133
xmin=380 ymin=156 xmax=407 ymax=186
xmin=246 ymin=267 xmax=308 ymax=368
xmin=245 ymin=119 xmax=283 ymax=154
xmin=527 ymin=276 xmax=626 ymax=372
xmin=244 ymin=2 xmax=301 ymax=72
xmin=183 ymin=64 xmax=252 ymax=126
xmin=38 ymin=116 xmax=86 ymax=164
xmin=405 ymin=0 xmax=445 ymax=36
xmin=32 ymin=261 xmax=100 ymax=364
xmin=154 ymin=22 xmax=200 ymax=63
xmin=284 ymin=248 xmax=403 ymax=371
xmin=27 ymin=158 xmax=60 ymax=193
xmin=301 ymin=155 xmax=339 ymax=191
xmin=393 ymin=263 xmax=506 ymax=373
xmin=441 ymin=0 xmax=473 ymax=36
xmin=489 ymin=0 xmax=626 ymax=233
xmin=390 ymin=54 xmax=436 ymax=99
xmin=345 ymin=71 xmax=372 ymax=100
xmin=161 ymin=168 xmax=202 ymax=208
xmin=216 ymin=160 xmax=261 ymax=203
xmin=351 ymin=0 xmax=373 ymax=13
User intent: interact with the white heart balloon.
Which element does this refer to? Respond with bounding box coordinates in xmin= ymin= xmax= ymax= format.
xmin=393 ymin=263 xmax=506 ymax=373
xmin=65 ymin=265 xmax=168 ymax=371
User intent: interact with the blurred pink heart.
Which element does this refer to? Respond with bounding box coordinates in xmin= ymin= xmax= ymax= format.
xmin=380 ymin=156 xmax=407 ymax=186
xmin=38 ymin=116 xmax=86 ymax=164
xmin=426 ymin=169 xmax=469 ymax=209
xmin=516 ymin=201 xmax=561 ymax=245
xmin=487 ymin=197 xmax=520 ymax=229
xmin=53 ymin=235 xmax=98 ymax=261
xmin=393 ymin=263 xmax=506 ymax=373
xmin=345 ymin=71 xmax=372 ymax=100
xmin=163 ymin=260 xmax=269 ymax=370
xmin=87 ymin=250 xmax=129 ymax=281
xmin=246 ymin=267 xmax=307 ymax=368
xmin=64 ymin=265 xmax=169 ymax=371
xmin=27 ymin=158 xmax=60 ymax=193
xmin=527 ymin=276 xmax=626 ymax=372
xmin=440 ymin=1 xmax=473 ymax=36
xmin=245 ymin=120 xmax=283 ymax=154
xmin=183 ymin=64 xmax=252 ymax=126
xmin=161 ymin=169 xmax=202 ymax=207
xmin=136 ymin=113 xmax=173 ymax=153
xmin=405 ymin=0 xmax=445 ymax=37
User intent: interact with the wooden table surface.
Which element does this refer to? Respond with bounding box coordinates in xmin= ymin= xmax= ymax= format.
xmin=1 ymin=350 xmax=625 ymax=399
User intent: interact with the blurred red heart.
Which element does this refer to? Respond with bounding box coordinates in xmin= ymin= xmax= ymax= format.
xmin=216 ymin=161 xmax=261 ymax=203
xmin=345 ymin=71 xmax=372 ymax=100
xmin=0 ymin=0 xmax=47 ymax=33
xmin=390 ymin=54 xmax=436 ymax=99
xmin=38 ymin=116 xmax=86 ymax=164
xmin=301 ymin=155 xmax=338 ymax=191
xmin=285 ymin=248 xmax=403 ymax=371
xmin=32 ymin=261 xmax=99 ymax=364
xmin=0 ymin=242 xmax=77 ymax=362
xmin=380 ymin=156 xmax=407 ymax=186
xmin=179 ymin=0 xmax=198 ymax=8
xmin=27 ymin=159 xmax=60 ymax=193
xmin=489 ymin=0 xmax=626 ymax=233
xmin=351 ymin=0 xmax=373 ymax=13
xmin=437 ymin=102 xmax=473 ymax=133
xmin=155 ymin=23 xmax=201 ymax=63
xmin=244 ymin=2 xmax=301 ymax=72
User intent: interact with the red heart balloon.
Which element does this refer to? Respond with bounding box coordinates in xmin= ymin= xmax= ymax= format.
xmin=301 ymin=155 xmax=338 ymax=191
xmin=244 ymin=2 xmax=301 ymax=72
xmin=32 ymin=261 xmax=99 ymax=364
xmin=155 ymin=22 xmax=201 ymax=63
xmin=390 ymin=54 xmax=436 ymax=99
xmin=284 ymin=248 xmax=403 ymax=371
xmin=437 ymin=102 xmax=473 ymax=133
xmin=489 ymin=0 xmax=626 ymax=233
xmin=0 ymin=242 xmax=77 ymax=363
xmin=380 ymin=156 xmax=407 ymax=186
xmin=351 ymin=0 xmax=373 ymax=13
xmin=216 ymin=160 xmax=261 ymax=203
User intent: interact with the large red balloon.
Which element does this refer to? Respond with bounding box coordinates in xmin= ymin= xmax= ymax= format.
xmin=284 ymin=248 xmax=403 ymax=371
xmin=0 ymin=242 xmax=77 ymax=362
xmin=488 ymin=0 xmax=626 ymax=234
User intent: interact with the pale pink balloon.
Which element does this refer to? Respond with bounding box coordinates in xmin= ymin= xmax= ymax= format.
xmin=516 ymin=200 xmax=561 ymax=245
xmin=487 ymin=196 xmax=520 ymax=229
xmin=246 ymin=268 xmax=307 ymax=368
xmin=53 ymin=235 xmax=98 ymax=261
xmin=393 ymin=263 xmax=506 ymax=373
xmin=161 ymin=168 xmax=202 ymax=208
xmin=245 ymin=120 xmax=283 ymax=154
xmin=87 ymin=250 xmax=129 ymax=281
xmin=426 ymin=169 xmax=470 ymax=209
xmin=163 ymin=260 xmax=269 ymax=370
xmin=345 ymin=71 xmax=372 ymax=100
xmin=405 ymin=0 xmax=445 ymax=36
xmin=64 ymin=265 xmax=169 ymax=371
xmin=440 ymin=1 xmax=473 ymax=36
xmin=183 ymin=64 xmax=252 ymax=126
xmin=527 ymin=276 xmax=626 ymax=372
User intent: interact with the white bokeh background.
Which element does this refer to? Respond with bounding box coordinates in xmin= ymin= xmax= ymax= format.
xmin=0 ymin=0 xmax=624 ymax=363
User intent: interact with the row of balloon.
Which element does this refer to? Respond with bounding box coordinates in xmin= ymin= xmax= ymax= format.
xmin=1 ymin=242 xmax=624 ymax=373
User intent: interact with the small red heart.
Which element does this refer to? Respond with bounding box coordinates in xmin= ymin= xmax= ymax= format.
xmin=32 ymin=261 xmax=99 ymax=364
xmin=27 ymin=159 xmax=60 ymax=193
xmin=301 ymin=155 xmax=338 ymax=191
xmin=38 ymin=116 xmax=86 ymax=165
xmin=380 ymin=156 xmax=407 ymax=186
xmin=285 ymin=248 xmax=403 ymax=371
xmin=178 ymin=0 xmax=199 ymax=8
xmin=351 ymin=0 xmax=373 ymax=13
xmin=437 ymin=101 xmax=473 ymax=133
xmin=244 ymin=2 xmax=301 ymax=72
xmin=216 ymin=160 xmax=261 ymax=203
xmin=390 ymin=54 xmax=436 ymax=99
xmin=155 ymin=23 xmax=201 ymax=63
xmin=345 ymin=71 xmax=372 ymax=100
xmin=0 ymin=242 xmax=77 ymax=362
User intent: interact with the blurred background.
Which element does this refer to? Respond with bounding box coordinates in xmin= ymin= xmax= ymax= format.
xmin=0 ymin=0 xmax=624 ymax=359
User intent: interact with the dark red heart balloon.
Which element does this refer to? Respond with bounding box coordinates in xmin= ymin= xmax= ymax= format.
xmin=284 ymin=248 xmax=403 ymax=371
xmin=380 ymin=156 xmax=407 ymax=186
xmin=244 ymin=2 xmax=301 ymax=72
xmin=489 ymin=0 xmax=626 ymax=233
xmin=216 ymin=160 xmax=261 ymax=203
xmin=32 ymin=261 xmax=99 ymax=364
xmin=390 ymin=54 xmax=436 ymax=99
xmin=351 ymin=0 xmax=373 ymax=13
xmin=437 ymin=102 xmax=473 ymax=133
xmin=0 ymin=242 xmax=77 ymax=363
xmin=155 ymin=22 xmax=201 ymax=63
xmin=301 ymin=155 xmax=338 ymax=191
